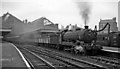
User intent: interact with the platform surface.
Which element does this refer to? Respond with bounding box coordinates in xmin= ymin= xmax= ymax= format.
xmin=0 ymin=42 xmax=29 ymax=68
xmin=102 ymin=46 xmax=120 ymax=53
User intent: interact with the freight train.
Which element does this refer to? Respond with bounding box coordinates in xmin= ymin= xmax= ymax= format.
xmin=4 ymin=23 xmax=111 ymax=55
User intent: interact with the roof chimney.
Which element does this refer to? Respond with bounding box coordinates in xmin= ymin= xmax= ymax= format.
xmin=112 ymin=17 xmax=116 ymax=21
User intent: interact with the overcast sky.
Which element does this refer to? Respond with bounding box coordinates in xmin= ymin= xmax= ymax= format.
xmin=1 ymin=0 xmax=119 ymax=29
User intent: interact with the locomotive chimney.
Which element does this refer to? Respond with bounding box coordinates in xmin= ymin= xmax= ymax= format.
xmin=84 ymin=14 xmax=89 ymax=29
xmin=84 ymin=26 xmax=89 ymax=29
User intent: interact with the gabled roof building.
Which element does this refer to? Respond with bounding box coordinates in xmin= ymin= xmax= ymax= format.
xmin=1 ymin=12 xmax=59 ymax=37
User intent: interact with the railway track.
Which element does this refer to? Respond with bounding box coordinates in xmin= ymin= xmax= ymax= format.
xmin=29 ymin=49 xmax=99 ymax=69
xmin=18 ymin=47 xmax=55 ymax=69
xmin=27 ymin=45 xmax=120 ymax=69
xmin=39 ymin=45 xmax=120 ymax=68
xmin=18 ymin=47 xmax=75 ymax=69
xmin=16 ymin=44 xmax=120 ymax=69
xmin=18 ymin=47 xmax=99 ymax=69
xmin=16 ymin=45 xmax=109 ymax=69
xmin=88 ymin=56 xmax=120 ymax=69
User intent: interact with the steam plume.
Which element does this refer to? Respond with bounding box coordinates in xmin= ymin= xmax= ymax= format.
xmin=77 ymin=2 xmax=91 ymax=26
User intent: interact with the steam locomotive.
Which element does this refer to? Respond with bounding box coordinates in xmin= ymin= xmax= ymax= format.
xmin=57 ymin=25 xmax=100 ymax=55
xmin=48 ymin=23 xmax=111 ymax=55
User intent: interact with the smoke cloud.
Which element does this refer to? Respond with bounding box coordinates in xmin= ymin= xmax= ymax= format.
xmin=76 ymin=2 xmax=91 ymax=26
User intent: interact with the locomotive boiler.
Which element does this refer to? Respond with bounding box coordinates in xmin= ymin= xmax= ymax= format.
xmin=62 ymin=26 xmax=97 ymax=43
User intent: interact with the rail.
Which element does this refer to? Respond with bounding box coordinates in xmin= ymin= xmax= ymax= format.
xmin=22 ymin=46 xmax=107 ymax=69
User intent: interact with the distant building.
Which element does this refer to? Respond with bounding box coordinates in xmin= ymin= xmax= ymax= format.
xmin=60 ymin=25 xmax=65 ymax=30
xmin=99 ymin=17 xmax=118 ymax=34
xmin=67 ymin=24 xmax=80 ymax=31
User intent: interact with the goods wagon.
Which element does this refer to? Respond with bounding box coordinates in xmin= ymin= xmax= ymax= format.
xmin=109 ymin=32 xmax=120 ymax=47
xmin=96 ymin=32 xmax=120 ymax=47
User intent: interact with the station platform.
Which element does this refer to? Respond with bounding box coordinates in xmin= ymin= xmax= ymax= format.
xmin=1 ymin=42 xmax=30 ymax=69
xmin=102 ymin=46 xmax=120 ymax=53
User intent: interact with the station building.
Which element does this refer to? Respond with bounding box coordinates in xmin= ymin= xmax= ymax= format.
xmin=1 ymin=12 xmax=60 ymax=43
xmin=30 ymin=17 xmax=59 ymax=44
xmin=0 ymin=13 xmax=12 ymax=38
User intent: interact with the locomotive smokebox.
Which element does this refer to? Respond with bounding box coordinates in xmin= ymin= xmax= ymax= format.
xmin=84 ymin=26 xmax=89 ymax=29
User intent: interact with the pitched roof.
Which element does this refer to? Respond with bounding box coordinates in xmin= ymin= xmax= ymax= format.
xmin=31 ymin=17 xmax=58 ymax=30
xmin=1 ymin=13 xmax=59 ymax=36
xmin=1 ymin=12 xmax=24 ymax=29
